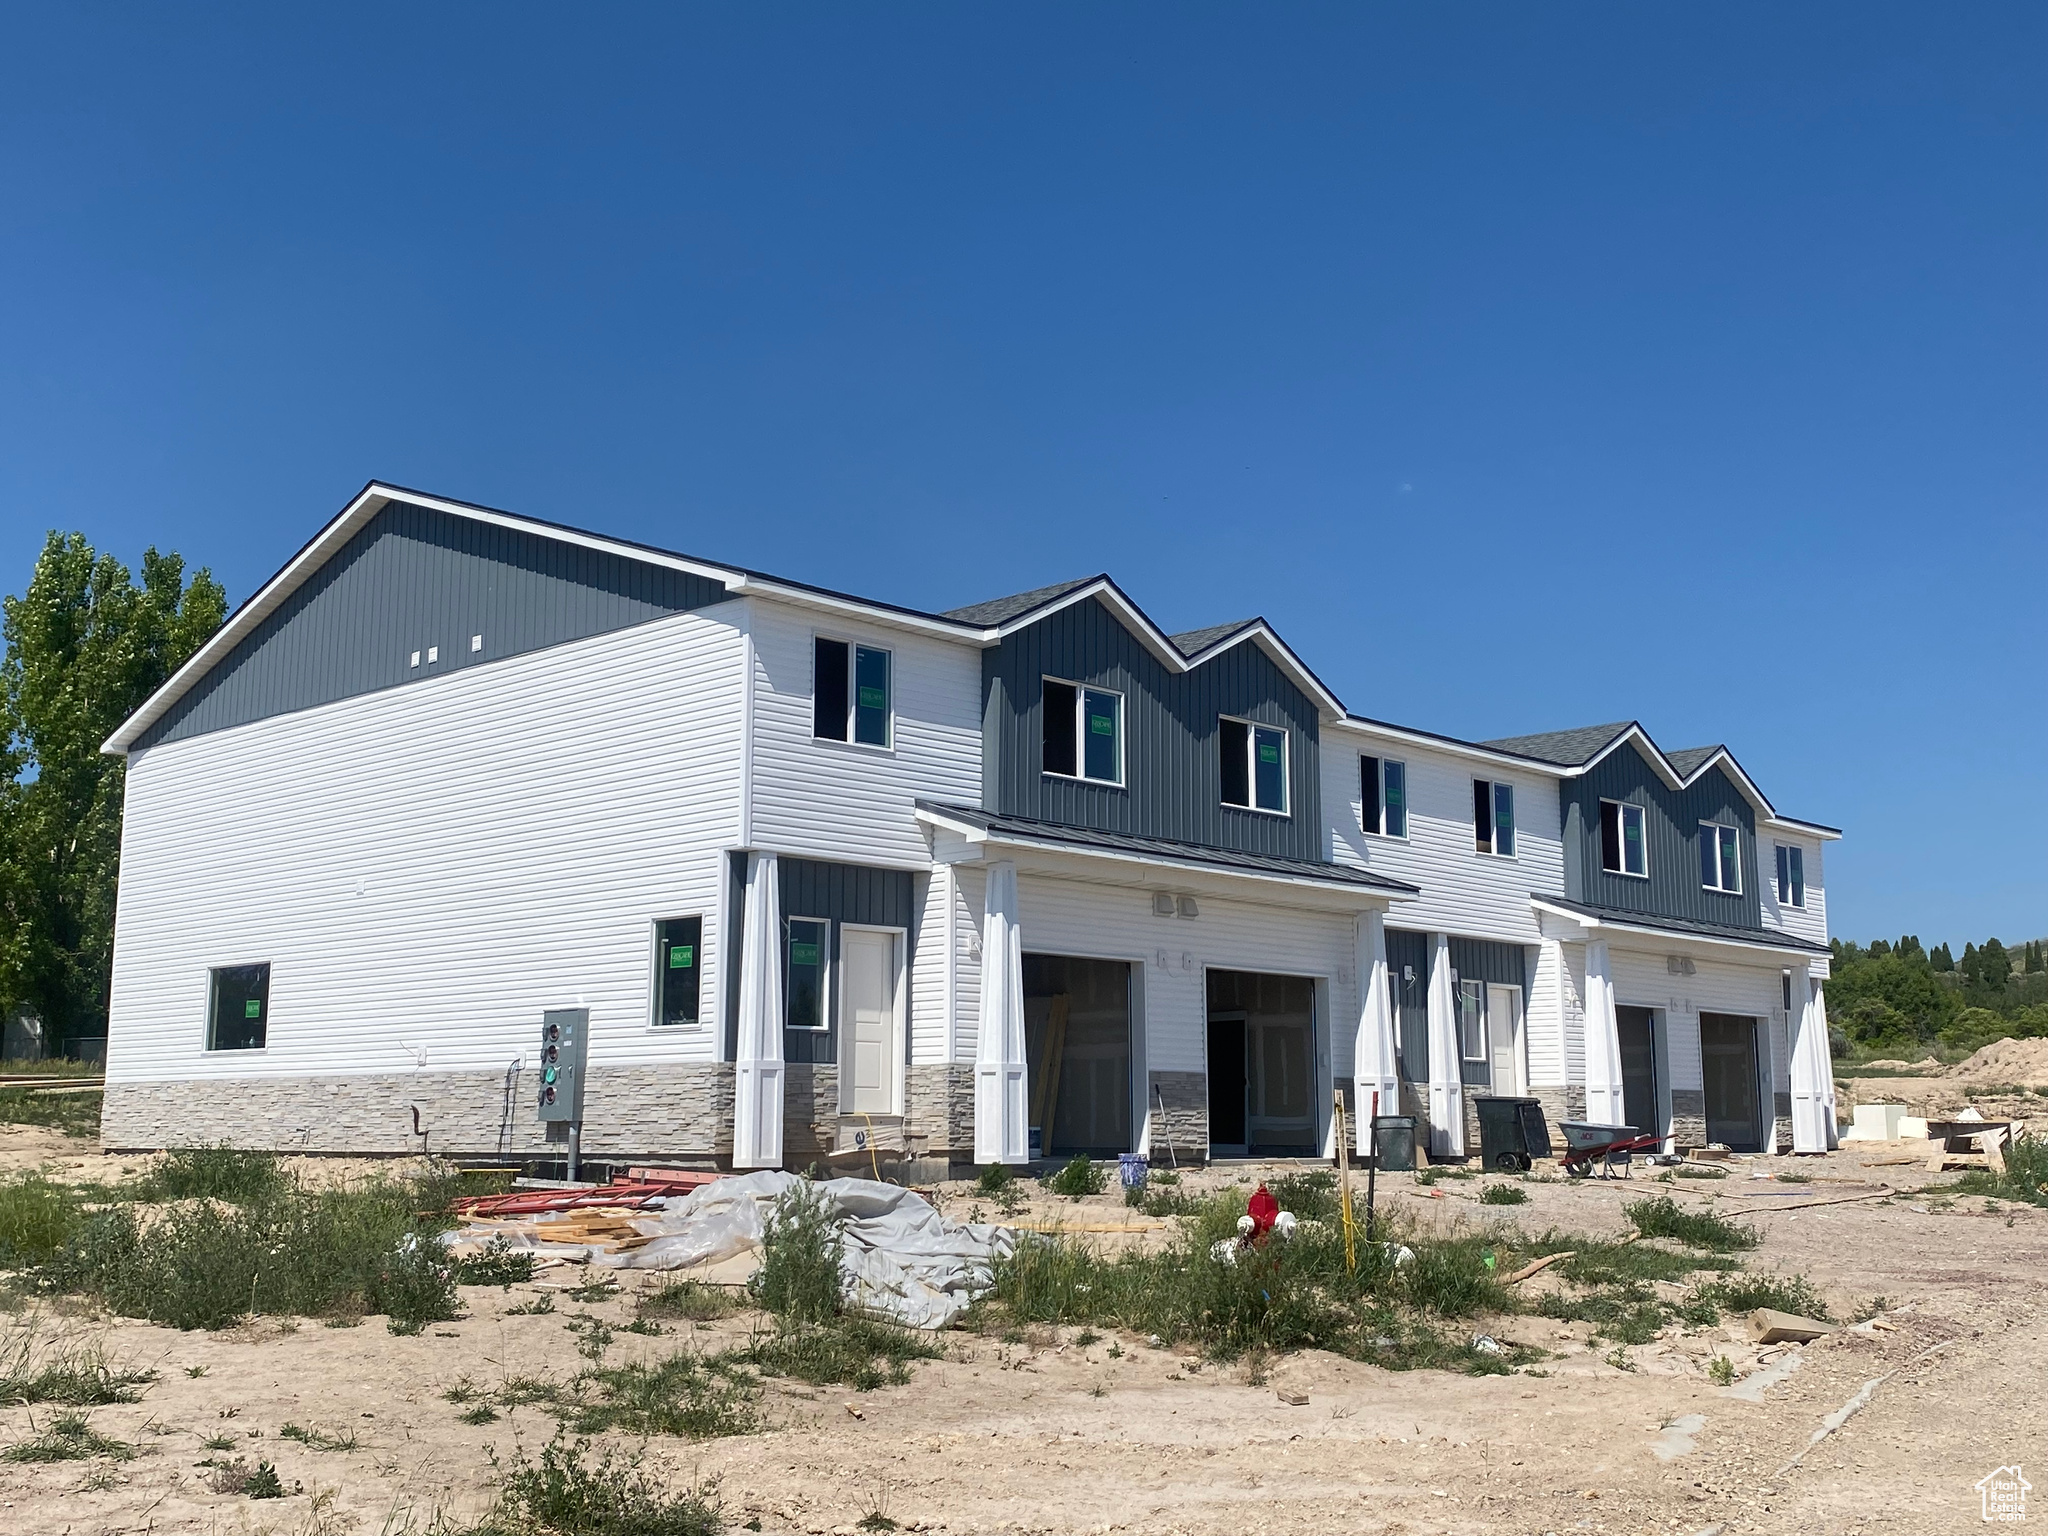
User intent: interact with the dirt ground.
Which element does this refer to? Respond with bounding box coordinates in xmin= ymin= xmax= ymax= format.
xmin=2 ymin=1120 xmax=2043 ymax=1536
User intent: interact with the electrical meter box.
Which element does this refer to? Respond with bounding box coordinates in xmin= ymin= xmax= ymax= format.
xmin=536 ymin=1007 xmax=589 ymax=1123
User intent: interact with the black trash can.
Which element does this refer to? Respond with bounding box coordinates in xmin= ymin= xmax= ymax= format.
xmin=1474 ymin=1096 xmax=1549 ymax=1172
xmin=1369 ymin=1114 xmax=1417 ymax=1172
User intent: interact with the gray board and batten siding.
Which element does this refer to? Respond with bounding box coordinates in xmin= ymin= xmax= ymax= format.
xmin=134 ymin=500 xmax=734 ymax=752
xmin=721 ymin=854 xmax=917 ymax=1066
xmin=1560 ymin=743 xmax=1762 ymax=930
xmin=980 ymin=595 xmax=1324 ymax=862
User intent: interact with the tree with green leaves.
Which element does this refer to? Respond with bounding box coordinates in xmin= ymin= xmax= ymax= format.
xmin=0 ymin=532 xmax=225 ymax=1052
xmin=1977 ymin=938 xmax=2011 ymax=991
xmin=1931 ymin=942 xmax=1955 ymax=972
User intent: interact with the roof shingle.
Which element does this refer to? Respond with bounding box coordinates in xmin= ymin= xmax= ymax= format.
xmin=1479 ymin=722 xmax=1636 ymax=767
xmin=942 ymin=577 xmax=1100 ymax=627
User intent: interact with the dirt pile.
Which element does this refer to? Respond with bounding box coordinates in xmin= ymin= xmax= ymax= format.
xmin=1948 ymin=1036 xmax=2048 ymax=1085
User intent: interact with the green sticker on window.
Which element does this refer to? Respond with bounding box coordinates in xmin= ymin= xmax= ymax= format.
xmin=244 ymin=999 xmax=261 ymax=1019
xmin=1257 ymin=743 xmax=1280 ymax=764
xmin=669 ymin=945 xmax=694 ymax=969
xmin=1089 ymin=714 xmax=1114 ymax=735
xmin=857 ymin=686 xmax=886 ymax=709
xmin=790 ymin=941 xmax=820 ymax=967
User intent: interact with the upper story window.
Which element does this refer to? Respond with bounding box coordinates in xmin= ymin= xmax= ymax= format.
xmin=813 ymin=638 xmax=891 ymax=748
xmin=1600 ymin=799 xmax=1648 ymax=878
xmin=655 ymin=916 xmax=702 ymax=1027
xmin=208 ymin=963 xmax=270 ymax=1051
xmin=1700 ymin=821 xmax=1742 ymax=894
xmin=1473 ymin=779 xmax=1515 ymax=856
xmin=1359 ymin=755 xmax=1407 ymax=838
xmin=1220 ymin=718 xmax=1288 ymax=815
xmin=1774 ymin=844 xmax=1805 ymax=908
xmin=1041 ymin=680 xmax=1124 ymax=786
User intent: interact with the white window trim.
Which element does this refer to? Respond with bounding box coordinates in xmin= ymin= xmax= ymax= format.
xmin=1473 ymin=778 xmax=1517 ymax=859
xmin=1041 ymin=677 xmax=1127 ymax=788
xmin=203 ymin=961 xmax=273 ymax=1054
xmin=1361 ymin=755 xmax=1409 ymax=840
xmin=1774 ymin=843 xmax=1806 ymax=909
xmin=811 ymin=633 xmax=895 ymax=753
xmin=1457 ymin=976 xmax=1488 ymax=1062
xmin=784 ymin=914 xmax=834 ymax=1031
xmin=1600 ymin=798 xmax=1650 ymax=880
xmin=649 ymin=915 xmax=706 ymax=1030
xmin=1222 ymin=715 xmax=1290 ymax=817
xmin=1700 ymin=821 xmax=1742 ymax=895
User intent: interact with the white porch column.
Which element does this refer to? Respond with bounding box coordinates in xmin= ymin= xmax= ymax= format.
xmin=1815 ymin=979 xmax=1838 ymax=1149
xmin=1353 ymin=910 xmax=1399 ymax=1156
xmin=1582 ymin=938 xmax=1626 ymax=1127
xmin=731 ymin=851 xmax=786 ymax=1169
xmin=973 ymin=861 xmax=1029 ymax=1164
xmin=1789 ymin=962 xmax=1832 ymax=1153
xmin=1425 ymin=933 xmax=1464 ymax=1157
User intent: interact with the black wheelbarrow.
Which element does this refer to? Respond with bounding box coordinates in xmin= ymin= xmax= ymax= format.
xmin=1557 ymin=1120 xmax=1661 ymax=1179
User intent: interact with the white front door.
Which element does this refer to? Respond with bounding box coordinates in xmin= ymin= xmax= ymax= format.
xmin=1487 ymin=983 xmax=1523 ymax=1096
xmin=842 ymin=928 xmax=899 ymax=1114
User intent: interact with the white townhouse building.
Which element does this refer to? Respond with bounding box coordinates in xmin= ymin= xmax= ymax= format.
xmin=98 ymin=484 xmax=1841 ymax=1168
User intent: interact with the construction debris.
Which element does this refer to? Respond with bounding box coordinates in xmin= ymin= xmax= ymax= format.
xmin=1750 ymin=1309 xmax=1839 ymax=1344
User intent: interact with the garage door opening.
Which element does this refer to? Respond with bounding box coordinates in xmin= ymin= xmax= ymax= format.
xmin=1023 ymin=954 xmax=1132 ymax=1158
xmin=1701 ymin=1012 xmax=1765 ymax=1152
xmin=1207 ymin=969 xmax=1318 ymax=1157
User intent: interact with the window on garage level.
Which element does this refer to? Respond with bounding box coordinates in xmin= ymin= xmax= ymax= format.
xmin=813 ymin=638 xmax=891 ymax=747
xmin=1600 ymin=799 xmax=1648 ymax=878
xmin=785 ymin=917 xmax=830 ymax=1030
xmin=1220 ymin=718 xmax=1288 ymax=814
xmin=1700 ymin=822 xmax=1742 ymax=894
xmin=208 ymin=963 xmax=270 ymax=1051
xmin=1774 ymin=844 xmax=1805 ymax=908
xmin=655 ymin=917 xmax=702 ymax=1027
xmin=1473 ymin=779 xmax=1515 ymax=856
xmin=1041 ymin=679 xmax=1124 ymax=785
xmin=1360 ymin=755 xmax=1407 ymax=838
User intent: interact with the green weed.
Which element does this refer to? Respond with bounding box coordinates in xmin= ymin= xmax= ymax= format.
xmin=0 ymin=1084 xmax=103 ymax=1138
xmin=0 ymin=1175 xmax=85 ymax=1263
xmin=517 ymin=1351 xmax=758 ymax=1439
xmin=0 ymin=1317 xmax=157 ymax=1404
xmin=1706 ymin=1354 xmax=1736 ymax=1385
xmin=3 ymin=1409 xmax=134 ymax=1463
xmin=487 ymin=1431 xmax=723 ymax=1536
xmin=638 ymin=1280 xmax=735 ymax=1322
xmin=454 ymin=1236 xmax=538 ymax=1288
xmin=1624 ymin=1196 xmax=1758 ymax=1252
xmin=1952 ymin=1133 xmax=2048 ymax=1207
xmin=1689 ymin=1272 xmax=1831 ymax=1322
xmin=1043 ymin=1156 xmax=1106 ymax=1200
xmin=745 ymin=1316 xmax=942 ymax=1391
xmin=139 ymin=1147 xmax=289 ymax=1204
xmin=750 ymin=1180 xmax=844 ymax=1326
xmin=1478 ymin=1184 xmax=1528 ymax=1206
xmin=279 ymin=1421 xmax=359 ymax=1452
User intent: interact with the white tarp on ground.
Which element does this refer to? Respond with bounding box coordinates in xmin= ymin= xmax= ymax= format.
xmin=469 ymin=1173 xmax=1015 ymax=1330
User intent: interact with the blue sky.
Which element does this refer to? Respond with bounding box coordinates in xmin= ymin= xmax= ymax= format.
xmin=1 ymin=5 xmax=2041 ymax=947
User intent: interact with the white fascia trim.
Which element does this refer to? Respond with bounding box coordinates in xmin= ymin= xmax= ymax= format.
xmin=1760 ymin=815 xmax=1844 ymax=842
xmin=1528 ymin=898 xmax=1828 ymax=960
xmin=1328 ymin=716 xmax=1572 ymax=777
xmin=1574 ymin=723 xmax=1686 ymax=790
xmin=730 ymin=582 xmax=987 ymax=643
xmin=911 ymin=808 xmax=1409 ymax=905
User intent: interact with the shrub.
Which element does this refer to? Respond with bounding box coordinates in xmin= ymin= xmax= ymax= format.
xmin=746 ymin=1316 xmax=943 ymax=1391
xmin=1689 ymin=1272 xmax=1831 ymax=1322
xmin=141 ymin=1147 xmax=288 ymax=1204
xmin=0 ymin=1175 xmax=84 ymax=1264
xmin=1478 ymin=1184 xmax=1527 ymax=1206
xmin=1953 ymin=1132 xmax=2048 ymax=1208
xmin=455 ymin=1235 xmax=539 ymax=1288
xmin=637 ymin=1279 xmax=737 ymax=1322
xmin=491 ymin=1431 xmax=723 ymax=1536
xmin=1044 ymin=1157 xmax=1105 ymax=1200
xmin=1623 ymin=1196 xmax=1758 ymax=1252
xmin=974 ymin=1164 xmax=1015 ymax=1197
xmin=1266 ymin=1171 xmax=1339 ymax=1222
xmin=36 ymin=1164 xmax=465 ymax=1330
xmin=749 ymin=1180 xmax=844 ymax=1325
xmin=533 ymin=1350 xmax=759 ymax=1438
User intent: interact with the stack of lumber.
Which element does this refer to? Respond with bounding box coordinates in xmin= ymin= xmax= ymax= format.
xmin=449 ymin=1173 xmax=727 ymax=1261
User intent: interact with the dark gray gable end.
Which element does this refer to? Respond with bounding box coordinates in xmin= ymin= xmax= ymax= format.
xmin=1561 ymin=740 xmax=1762 ymax=930
xmin=980 ymin=595 xmax=1323 ymax=862
xmin=135 ymin=500 xmax=732 ymax=751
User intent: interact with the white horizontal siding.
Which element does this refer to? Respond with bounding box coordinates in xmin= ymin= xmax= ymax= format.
xmin=108 ymin=607 xmax=748 ymax=1084
xmin=1011 ymin=871 xmax=1360 ymax=1081
xmin=746 ymin=598 xmax=982 ymax=869
xmin=1610 ymin=945 xmax=1789 ymax=1093
xmin=1324 ymin=727 xmax=1562 ymax=946
xmin=1760 ymin=834 xmax=1829 ymax=948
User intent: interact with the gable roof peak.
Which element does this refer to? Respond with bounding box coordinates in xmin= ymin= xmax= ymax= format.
xmin=1478 ymin=721 xmax=1638 ymax=767
xmin=941 ymin=576 xmax=1103 ymax=628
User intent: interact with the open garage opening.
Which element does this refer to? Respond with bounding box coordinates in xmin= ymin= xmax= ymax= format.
xmin=1206 ymin=968 xmax=1319 ymax=1158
